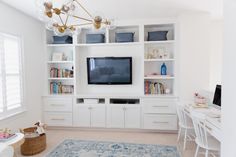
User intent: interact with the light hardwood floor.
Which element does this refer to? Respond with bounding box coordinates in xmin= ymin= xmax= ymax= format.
xmin=15 ymin=129 xmax=201 ymax=157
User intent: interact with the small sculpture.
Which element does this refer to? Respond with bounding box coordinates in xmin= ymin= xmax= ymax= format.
xmin=34 ymin=121 xmax=46 ymax=136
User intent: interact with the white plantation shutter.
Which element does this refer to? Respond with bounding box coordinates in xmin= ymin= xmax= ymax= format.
xmin=0 ymin=37 xmax=4 ymax=113
xmin=0 ymin=33 xmax=23 ymax=118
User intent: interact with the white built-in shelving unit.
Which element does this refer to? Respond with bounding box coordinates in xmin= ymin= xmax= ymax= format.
xmin=43 ymin=21 xmax=178 ymax=131
xmin=45 ymin=23 xmax=176 ymax=97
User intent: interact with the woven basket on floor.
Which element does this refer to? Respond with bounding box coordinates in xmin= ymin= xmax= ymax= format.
xmin=20 ymin=127 xmax=46 ymax=156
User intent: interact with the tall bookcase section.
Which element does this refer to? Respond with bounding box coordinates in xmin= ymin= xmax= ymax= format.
xmin=143 ymin=24 xmax=176 ymax=96
xmin=46 ymin=31 xmax=76 ymax=95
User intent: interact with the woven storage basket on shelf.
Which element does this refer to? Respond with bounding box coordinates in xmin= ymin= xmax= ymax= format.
xmin=20 ymin=127 xmax=46 ymax=156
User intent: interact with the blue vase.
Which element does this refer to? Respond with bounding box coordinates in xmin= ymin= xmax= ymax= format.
xmin=161 ymin=63 xmax=167 ymax=75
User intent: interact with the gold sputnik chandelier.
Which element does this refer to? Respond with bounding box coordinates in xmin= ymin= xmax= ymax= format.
xmin=37 ymin=0 xmax=114 ymax=35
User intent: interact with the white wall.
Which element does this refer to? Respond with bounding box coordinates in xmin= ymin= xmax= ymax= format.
xmin=0 ymin=2 xmax=44 ymax=131
xmin=222 ymin=0 xmax=236 ymax=156
xmin=209 ymin=20 xmax=223 ymax=91
xmin=178 ymin=12 xmax=211 ymax=101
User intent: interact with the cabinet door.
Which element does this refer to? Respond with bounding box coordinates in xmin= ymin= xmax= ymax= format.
xmin=73 ymin=104 xmax=90 ymax=127
xmin=107 ymin=104 xmax=125 ymax=128
xmin=125 ymin=105 xmax=141 ymax=129
xmin=90 ymin=104 xmax=106 ymax=128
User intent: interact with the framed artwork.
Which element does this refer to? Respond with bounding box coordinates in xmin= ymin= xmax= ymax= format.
xmin=52 ymin=52 xmax=64 ymax=61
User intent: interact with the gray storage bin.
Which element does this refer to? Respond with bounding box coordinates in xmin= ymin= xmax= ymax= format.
xmin=115 ymin=32 xmax=134 ymax=43
xmin=147 ymin=31 xmax=168 ymax=41
xmin=53 ymin=35 xmax=73 ymax=44
xmin=86 ymin=34 xmax=105 ymax=44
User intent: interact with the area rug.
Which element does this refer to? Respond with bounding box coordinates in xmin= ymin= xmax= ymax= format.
xmin=46 ymin=139 xmax=180 ymax=157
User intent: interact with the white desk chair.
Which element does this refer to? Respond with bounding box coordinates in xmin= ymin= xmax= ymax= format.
xmin=176 ymin=103 xmax=195 ymax=150
xmin=191 ymin=111 xmax=220 ymax=157
xmin=0 ymin=143 xmax=14 ymax=157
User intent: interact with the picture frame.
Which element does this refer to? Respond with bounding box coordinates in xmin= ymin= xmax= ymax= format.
xmin=52 ymin=52 xmax=64 ymax=61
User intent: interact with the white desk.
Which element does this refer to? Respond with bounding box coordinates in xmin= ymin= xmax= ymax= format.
xmin=184 ymin=105 xmax=221 ymax=142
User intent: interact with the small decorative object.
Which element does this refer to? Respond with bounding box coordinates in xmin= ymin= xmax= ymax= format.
xmin=0 ymin=128 xmax=11 ymax=135
xmin=161 ymin=63 xmax=167 ymax=75
xmin=34 ymin=121 xmax=46 ymax=136
xmin=163 ymin=51 xmax=170 ymax=59
xmin=146 ymin=47 xmax=159 ymax=59
xmin=115 ymin=32 xmax=134 ymax=42
xmin=165 ymin=88 xmax=171 ymax=94
xmin=52 ymin=52 xmax=64 ymax=61
xmin=157 ymin=47 xmax=165 ymax=59
xmin=86 ymin=33 xmax=105 ymax=44
xmin=194 ymin=93 xmax=207 ymax=105
xmin=147 ymin=31 xmax=168 ymax=41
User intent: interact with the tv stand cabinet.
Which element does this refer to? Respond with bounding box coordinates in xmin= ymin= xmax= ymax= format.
xmin=43 ymin=95 xmax=177 ymax=131
xmin=43 ymin=20 xmax=178 ymax=132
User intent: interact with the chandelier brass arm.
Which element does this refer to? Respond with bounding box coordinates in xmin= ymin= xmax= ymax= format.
xmin=39 ymin=0 xmax=114 ymax=35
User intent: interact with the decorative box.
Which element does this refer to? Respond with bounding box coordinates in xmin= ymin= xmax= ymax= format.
xmin=115 ymin=32 xmax=134 ymax=42
xmin=53 ymin=35 xmax=73 ymax=44
xmin=86 ymin=34 xmax=105 ymax=44
xmin=147 ymin=31 xmax=168 ymax=41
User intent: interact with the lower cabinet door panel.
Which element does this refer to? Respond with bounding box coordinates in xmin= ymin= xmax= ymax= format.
xmin=73 ymin=104 xmax=90 ymax=127
xmin=91 ymin=105 xmax=106 ymax=128
xmin=107 ymin=105 xmax=125 ymax=128
xmin=143 ymin=114 xmax=177 ymax=130
xmin=125 ymin=105 xmax=141 ymax=129
xmin=44 ymin=112 xmax=72 ymax=126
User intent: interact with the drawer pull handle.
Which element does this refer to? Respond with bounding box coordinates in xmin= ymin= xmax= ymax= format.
xmin=51 ymin=104 xmax=65 ymax=107
xmin=153 ymin=121 xmax=169 ymax=124
xmin=51 ymin=118 xmax=65 ymax=121
xmin=152 ymin=106 xmax=168 ymax=108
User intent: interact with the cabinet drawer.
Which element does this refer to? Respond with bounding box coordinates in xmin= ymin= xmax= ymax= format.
xmin=44 ymin=98 xmax=72 ymax=112
xmin=143 ymin=114 xmax=177 ymax=130
xmin=142 ymin=98 xmax=176 ymax=114
xmin=44 ymin=112 xmax=72 ymax=126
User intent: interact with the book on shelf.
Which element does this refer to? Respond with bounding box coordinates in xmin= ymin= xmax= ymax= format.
xmin=50 ymin=67 xmax=73 ymax=78
xmin=50 ymin=82 xmax=74 ymax=94
xmin=144 ymin=80 xmax=166 ymax=95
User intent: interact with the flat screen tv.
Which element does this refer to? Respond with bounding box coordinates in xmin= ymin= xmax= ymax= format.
xmin=213 ymin=84 xmax=221 ymax=107
xmin=87 ymin=57 xmax=132 ymax=85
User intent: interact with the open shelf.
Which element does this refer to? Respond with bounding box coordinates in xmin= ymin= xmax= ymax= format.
xmin=47 ymin=61 xmax=74 ymax=64
xmin=48 ymin=78 xmax=74 ymax=80
xmin=144 ymin=76 xmax=174 ymax=80
xmin=76 ymin=42 xmax=141 ymax=47
xmin=47 ymin=44 xmax=74 ymax=47
xmin=144 ymin=40 xmax=175 ymax=44
xmin=144 ymin=59 xmax=174 ymax=62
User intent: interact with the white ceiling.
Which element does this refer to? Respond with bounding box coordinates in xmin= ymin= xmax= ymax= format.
xmin=1 ymin=0 xmax=223 ymax=20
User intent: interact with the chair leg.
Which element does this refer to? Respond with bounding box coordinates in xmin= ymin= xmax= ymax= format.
xmin=194 ymin=145 xmax=199 ymax=157
xmin=177 ymin=127 xmax=182 ymax=142
xmin=205 ymin=150 xmax=209 ymax=157
xmin=183 ymin=129 xmax=187 ymax=150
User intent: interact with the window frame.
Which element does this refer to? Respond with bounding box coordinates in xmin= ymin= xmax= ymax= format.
xmin=0 ymin=32 xmax=26 ymax=120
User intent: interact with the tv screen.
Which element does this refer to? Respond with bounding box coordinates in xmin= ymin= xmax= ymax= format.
xmin=213 ymin=84 xmax=221 ymax=107
xmin=87 ymin=57 xmax=132 ymax=85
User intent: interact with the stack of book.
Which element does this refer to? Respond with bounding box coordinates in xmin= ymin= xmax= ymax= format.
xmin=50 ymin=82 xmax=74 ymax=94
xmin=144 ymin=81 xmax=166 ymax=95
xmin=0 ymin=133 xmax=16 ymax=142
xmin=50 ymin=67 xmax=73 ymax=78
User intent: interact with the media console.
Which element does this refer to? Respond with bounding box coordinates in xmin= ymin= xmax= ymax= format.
xmin=43 ymin=95 xmax=177 ymax=131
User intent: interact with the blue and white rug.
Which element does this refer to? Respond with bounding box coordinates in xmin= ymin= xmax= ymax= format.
xmin=46 ymin=139 xmax=180 ymax=157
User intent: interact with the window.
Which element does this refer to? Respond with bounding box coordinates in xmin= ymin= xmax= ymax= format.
xmin=0 ymin=33 xmax=24 ymax=119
